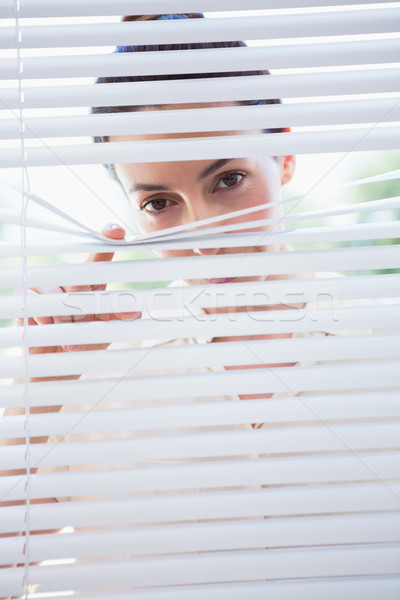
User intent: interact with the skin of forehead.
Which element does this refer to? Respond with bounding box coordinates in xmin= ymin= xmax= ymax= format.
xmin=106 ymin=101 xmax=285 ymax=186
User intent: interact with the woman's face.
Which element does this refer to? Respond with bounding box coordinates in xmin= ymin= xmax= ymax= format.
xmin=111 ymin=117 xmax=295 ymax=285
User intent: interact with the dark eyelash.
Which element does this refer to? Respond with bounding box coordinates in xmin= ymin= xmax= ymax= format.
xmin=139 ymin=198 xmax=170 ymax=214
xmin=216 ymin=171 xmax=246 ymax=190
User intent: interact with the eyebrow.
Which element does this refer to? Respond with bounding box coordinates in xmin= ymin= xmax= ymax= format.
xmin=128 ymin=182 xmax=172 ymax=194
xmin=128 ymin=158 xmax=233 ymax=195
xmin=198 ymin=158 xmax=232 ymax=182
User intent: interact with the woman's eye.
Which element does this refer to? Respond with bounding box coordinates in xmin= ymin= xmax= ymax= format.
xmin=141 ymin=198 xmax=171 ymax=213
xmin=216 ymin=172 xmax=244 ymax=190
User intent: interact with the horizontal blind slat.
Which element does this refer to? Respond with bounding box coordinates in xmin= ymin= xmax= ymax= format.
xmin=4 ymin=422 xmax=400 ymax=470
xmin=3 ymin=67 xmax=400 ymax=107
xmin=2 ymin=481 xmax=399 ymax=535
xmin=7 ymin=578 xmax=400 ymax=600
xmin=2 ymin=300 xmax=400 ymax=349
xmin=3 ymin=514 xmax=400 ymax=566
xmin=1 ymin=129 xmax=399 ymax=168
xmin=2 ymin=99 xmax=400 ymax=140
xmin=2 ymin=579 xmax=400 ymax=600
xmin=1 ymin=0 xmax=397 ymax=18
xmin=2 ymin=273 xmax=400 ymax=319
xmin=1 ymin=222 xmax=399 ymax=257
xmin=1 ymin=245 xmax=399 ymax=291
xmin=2 ymin=333 xmax=400 ymax=380
xmin=2 ymin=452 xmax=399 ymax=502
xmin=2 ymin=391 xmax=400 ymax=440
xmin=3 ymin=362 xmax=400 ymax=409
xmin=2 ymin=43 xmax=399 ymax=79
xmin=2 ymin=545 xmax=400 ymax=596
xmin=3 ymin=9 xmax=399 ymax=49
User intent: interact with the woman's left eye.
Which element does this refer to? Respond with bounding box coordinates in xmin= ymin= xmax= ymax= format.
xmin=215 ymin=172 xmax=245 ymax=190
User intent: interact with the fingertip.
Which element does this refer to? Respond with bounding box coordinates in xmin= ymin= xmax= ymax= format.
xmin=102 ymin=223 xmax=126 ymax=240
xmin=104 ymin=223 xmax=121 ymax=231
xmin=113 ymin=312 xmax=142 ymax=321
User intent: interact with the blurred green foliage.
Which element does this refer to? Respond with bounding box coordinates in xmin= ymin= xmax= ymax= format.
xmin=338 ymin=151 xmax=400 ymax=276
xmin=289 ymin=151 xmax=400 ymax=275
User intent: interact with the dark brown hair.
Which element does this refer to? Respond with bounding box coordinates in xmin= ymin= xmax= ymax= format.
xmin=92 ymin=13 xmax=284 ymax=142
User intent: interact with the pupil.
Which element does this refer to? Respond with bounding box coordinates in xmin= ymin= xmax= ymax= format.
xmin=223 ymin=173 xmax=238 ymax=186
xmin=152 ymin=199 xmax=167 ymax=210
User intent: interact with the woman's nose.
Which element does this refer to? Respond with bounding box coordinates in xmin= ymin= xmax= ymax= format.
xmin=185 ymin=197 xmax=222 ymax=255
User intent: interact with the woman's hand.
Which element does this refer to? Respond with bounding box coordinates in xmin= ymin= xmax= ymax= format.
xmin=15 ymin=223 xmax=141 ymax=383
xmin=3 ymin=225 xmax=143 ymax=529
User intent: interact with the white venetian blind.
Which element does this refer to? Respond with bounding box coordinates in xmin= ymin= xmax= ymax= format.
xmin=1 ymin=1 xmax=400 ymax=598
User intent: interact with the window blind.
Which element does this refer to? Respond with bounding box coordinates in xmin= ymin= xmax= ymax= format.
xmin=1 ymin=2 xmax=400 ymax=599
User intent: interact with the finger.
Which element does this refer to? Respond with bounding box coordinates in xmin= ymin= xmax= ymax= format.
xmin=61 ymin=343 xmax=110 ymax=352
xmin=59 ymin=283 xmax=92 ymax=309
xmin=15 ymin=289 xmax=60 ymax=326
xmin=15 ymin=316 xmax=42 ymax=327
xmin=70 ymin=310 xmax=141 ymax=323
xmin=84 ymin=223 xmax=126 ymax=293
xmin=17 ymin=315 xmax=55 ymax=327
xmin=32 ymin=287 xmax=73 ymax=326
xmin=40 ymin=286 xmax=73 ymax=325
xmin=88 ymin=223 xmax=126 ymax=264
xmin=109 ymin=311 xmax=142 ymax=322
xmin=21 ymin=285 xmax=88 ymax=328
xmin=66 ymin=312 xmax=141 ymax=352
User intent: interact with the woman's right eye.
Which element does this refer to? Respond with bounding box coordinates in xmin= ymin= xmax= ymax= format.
xmin=141 ymin=198 xmax=172 ymax=213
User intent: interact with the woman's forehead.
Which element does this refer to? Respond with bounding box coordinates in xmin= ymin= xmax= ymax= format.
xmin=110 ymin=128 xmax=250 ymax=144
xmin=113 ymin=156 xmax=281 ymax=193
xmin=115 ymin=157 xmax=241 ymax=181
xmin=109 ymin=101 xmax=250 ymax=142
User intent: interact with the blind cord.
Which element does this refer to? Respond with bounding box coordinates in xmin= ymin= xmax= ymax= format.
xmin=14 ymin=1 xmax=32 ymax=597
